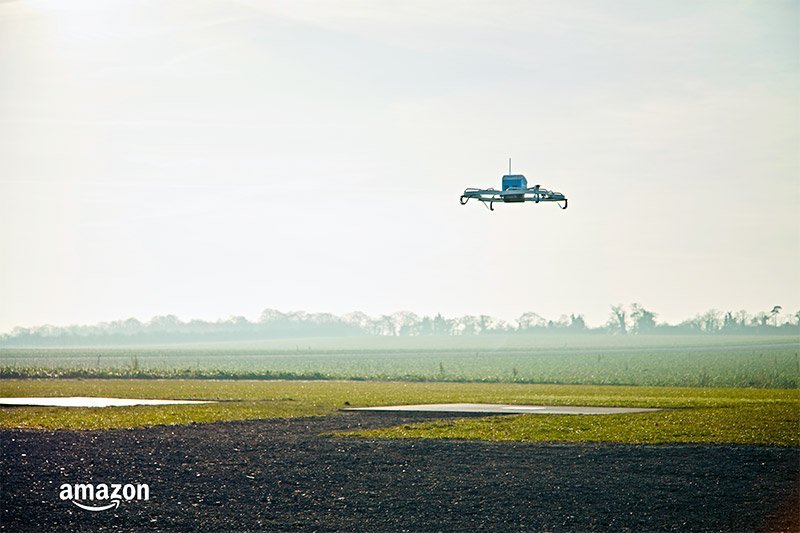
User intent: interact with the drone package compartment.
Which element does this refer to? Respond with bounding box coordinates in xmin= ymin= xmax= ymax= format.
xmin=502 ymin=174 xmax=527 ymax=202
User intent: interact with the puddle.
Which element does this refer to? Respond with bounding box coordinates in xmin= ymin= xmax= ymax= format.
xmin=0 ymin=397 xmax=215 ymax=407
xmin=342 ymin=403 xmax=659 ymax=415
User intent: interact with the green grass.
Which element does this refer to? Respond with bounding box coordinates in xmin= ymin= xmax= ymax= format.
xmin=346 ymin=403 xmax=799 ymax=447
xmin=1 ymin=379 xmax=797 ymax=447
xmin=2 ymin=335 xmax=799 ymax=388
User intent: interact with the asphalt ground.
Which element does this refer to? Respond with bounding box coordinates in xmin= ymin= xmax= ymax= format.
xmin=2 ymin=412 xmax=798 ymax=532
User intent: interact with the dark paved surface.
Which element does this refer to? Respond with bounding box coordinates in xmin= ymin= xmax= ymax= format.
xmin=1 ymin=412 xmax=798 ymax=532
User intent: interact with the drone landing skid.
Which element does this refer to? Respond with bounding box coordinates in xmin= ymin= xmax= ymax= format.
xmin=460 ymin=187 xmax=568 ymax=211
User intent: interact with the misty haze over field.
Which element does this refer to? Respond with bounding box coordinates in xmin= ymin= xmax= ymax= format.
xmin=2 ymin=304 xmax=798 ymax=346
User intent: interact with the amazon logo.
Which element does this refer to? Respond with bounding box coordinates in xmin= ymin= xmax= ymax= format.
xmin=59 ymin=482 xmax=149 ymax=512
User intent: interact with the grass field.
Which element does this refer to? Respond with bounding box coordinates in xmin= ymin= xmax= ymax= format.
xmin=2 ymin=336 xmax=797 ymax=445
xmin=1 ymin=379 xmax=797 ymax=446
xmin=2 ymin=335 xmax=798 ymax=388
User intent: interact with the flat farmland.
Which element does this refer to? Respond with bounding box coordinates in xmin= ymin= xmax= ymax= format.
xmin=2 ymin=335 xmax=798 ymax=388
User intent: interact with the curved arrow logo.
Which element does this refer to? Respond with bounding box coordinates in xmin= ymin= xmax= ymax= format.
xmin=59 ymin=482 xmax=149 ymax=511
xmin=71 ymin=499 xmax=121 ymax=512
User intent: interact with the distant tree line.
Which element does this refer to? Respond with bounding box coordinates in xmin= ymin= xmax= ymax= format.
xmin=604 ymin=304 xmax=798 ymax=335
xmin=1 ymin=304 xmax=798 ymax=347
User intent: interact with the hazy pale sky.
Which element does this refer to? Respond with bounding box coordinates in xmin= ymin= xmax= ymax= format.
xmin=1 ymin=0 xmax=798 ymax=332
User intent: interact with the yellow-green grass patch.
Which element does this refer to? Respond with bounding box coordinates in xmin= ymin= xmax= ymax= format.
xmin=344 ymin=402 xmax=799 ymax=447
xmin=1 ymin=380 xmax=798 ymax=446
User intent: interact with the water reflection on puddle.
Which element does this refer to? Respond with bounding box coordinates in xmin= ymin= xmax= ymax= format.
xmin=343 ymin=403 xmax=659 ymax=415
xmin=0 ymin=397 xmax=214 ymax=407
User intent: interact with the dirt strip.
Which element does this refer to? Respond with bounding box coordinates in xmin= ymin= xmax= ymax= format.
xmin=1 ymin=412 xmax=798 ymax=532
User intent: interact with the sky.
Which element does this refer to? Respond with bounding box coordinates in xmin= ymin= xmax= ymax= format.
xmin=1 ymin=0 xmax=798 ymax=332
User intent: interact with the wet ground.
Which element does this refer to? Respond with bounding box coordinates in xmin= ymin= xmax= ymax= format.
xmin=342 ymin=403 xmax=659 ymax=414
xmin=0 ymin=397 xmax=213 ymax=407
xmin=2 ymin=412 xmax=798 ymax=531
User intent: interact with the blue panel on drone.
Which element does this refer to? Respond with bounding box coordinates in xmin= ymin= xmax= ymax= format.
xmin=502 ymin=174 xmax=527 ymax=190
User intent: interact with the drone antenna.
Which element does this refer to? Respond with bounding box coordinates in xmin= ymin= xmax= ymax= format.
xmin=508 ymin=157 xmax=511 ymax=175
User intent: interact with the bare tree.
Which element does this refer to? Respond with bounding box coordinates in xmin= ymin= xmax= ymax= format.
xmin=630 ymin=303 xmax=657 ymax=334
xmin=770 ymin=305 xmax=782 ymax=327
xmin=607 ymin=305 xmax=627 ymax=334
xmin=700 ymin=310 xmax=722 ymax=332
xmin=569 ymin=314 xmax=587 ymax=331
xmin=518 ymin=312 xmax=547 ymax=331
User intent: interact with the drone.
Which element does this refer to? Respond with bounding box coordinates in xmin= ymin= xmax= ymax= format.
xmin=460 ymin=159 xmax=568 ymax=211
